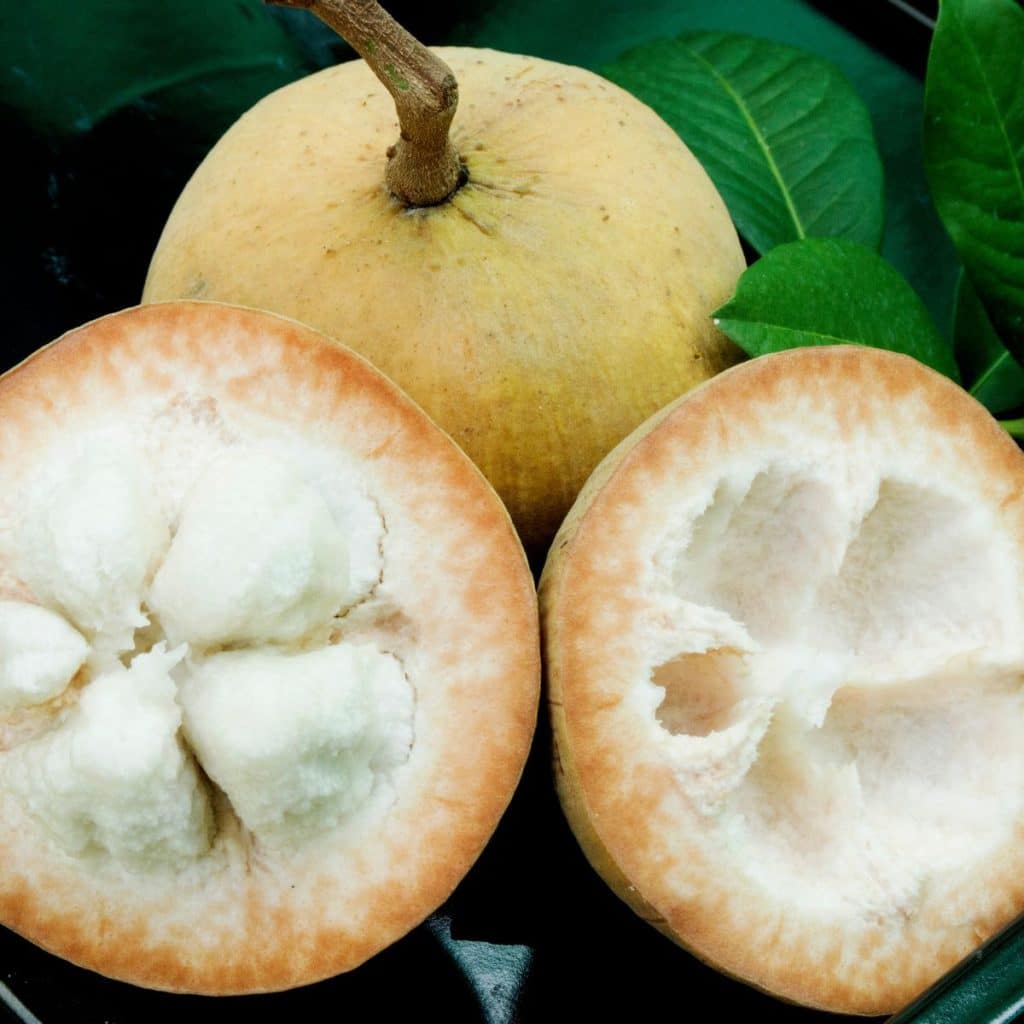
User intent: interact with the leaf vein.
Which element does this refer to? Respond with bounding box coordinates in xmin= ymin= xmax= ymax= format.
xmin=682 ymin=44 xmax=807 ymax=239
xmin=970 ymin=350 xmax=1018 ymax=399
xmin=955 ymin=8 xmax=1024 ymax=214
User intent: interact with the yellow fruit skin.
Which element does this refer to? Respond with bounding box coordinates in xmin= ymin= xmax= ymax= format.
xmin=143 ymin=48 xmax=745 ymax=551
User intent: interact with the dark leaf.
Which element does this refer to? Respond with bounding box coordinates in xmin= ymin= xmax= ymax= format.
xmin=0 ymin=1 xmax=308 ymax=138
xmin=713 ymin=238 xmax=959 ymax=378
xmin=923 ymin=0 xmax=1024 ymax=355
xmin=954 ymin=270 xmax=1024 ymax=414
xmin=603 ymin=32 xmax=883 ymax=254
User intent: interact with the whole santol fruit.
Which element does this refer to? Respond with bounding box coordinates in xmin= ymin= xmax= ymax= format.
xmin=0 ymin=302 xmax=538 ymax=992
xmin=542 ymin=346 xmax=1024 ymax=1014
xmin=142 ymin=0 xmax=745 ymax=552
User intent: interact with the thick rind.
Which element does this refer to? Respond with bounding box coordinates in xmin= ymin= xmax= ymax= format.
xmin=540 ymin=346 xmax=1024 ymax=1015
xmin=0 ymin=302 xmax=540 ymax=993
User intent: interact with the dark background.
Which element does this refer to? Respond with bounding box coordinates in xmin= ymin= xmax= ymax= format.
xmin=1 ymin=2 xmax=938 ymax=1022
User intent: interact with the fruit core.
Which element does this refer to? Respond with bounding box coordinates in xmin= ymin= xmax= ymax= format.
xmin=0 ymin=397 xmax=415 ymax=870
xmin=636 ymin=461 xmax=1024 ymax=921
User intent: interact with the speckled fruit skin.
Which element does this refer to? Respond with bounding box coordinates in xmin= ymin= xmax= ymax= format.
xmin=143 ymin=47 xmax=745 ymax=552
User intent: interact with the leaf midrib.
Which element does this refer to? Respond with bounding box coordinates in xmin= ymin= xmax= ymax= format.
xmin=969 ymin=348 xmax=1018 ymax=398
xmin=684 ymin=43 xmax=807 ymax=239
xmin=715 ymin=318 xmax=857 ymax=347
xmin=952 ymin=5 xmax=1024 ymax=213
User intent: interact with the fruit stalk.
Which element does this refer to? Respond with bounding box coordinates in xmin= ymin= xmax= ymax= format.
xmin=268 ymin=0 xmax=463 ymax=206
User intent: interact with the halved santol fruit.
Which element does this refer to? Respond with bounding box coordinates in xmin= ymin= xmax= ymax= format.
xmin=142 ymin=0 xmax=745 ymax=553
xmin=0 ymin=301 xmax=539 ymax=993
xmin=540 ymin=345 xmax=1024 ymax=1015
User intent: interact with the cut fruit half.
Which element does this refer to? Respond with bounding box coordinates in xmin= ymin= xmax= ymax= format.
xmin=541 ymin=345 xmax=1024 ymax=1015
xmin=0 ymin=302 xmax=539 ymax=993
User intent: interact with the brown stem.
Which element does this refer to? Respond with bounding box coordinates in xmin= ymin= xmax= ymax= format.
xmin=268 ymin=0 xmax=463 ymax=206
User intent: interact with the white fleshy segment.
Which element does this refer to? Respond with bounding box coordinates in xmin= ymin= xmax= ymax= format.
xmin=664 ymin=700 xmax=775 ymax=815
xmin=745 ymin=647 xmax=855 ymax=730
xmin=179 ymin=643 xmax=414 ymax=843
xmin=149 ymin=450 xmax=354 ymax=649
xmin=2 ymin=645 xmax=212 ymax=868
xmin=17 ymin=443 xmax=168 ymax=653
xmin=641 ymin=595 xmax=754 ymax=667
xmin=258 ymin=437 xmax=385 ymax=601
xmin=0 ymin=601 xmax=89 ymax=710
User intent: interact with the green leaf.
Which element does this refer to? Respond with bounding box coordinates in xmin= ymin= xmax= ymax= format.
xmin=454 ymin=0 xmax=959 ymax=331
xmin=603 ymin=32 xmax=883 ymax=254
xmin=713 ymin=238 xmax=960 ymax=379
xmin=954 ymin=270 xmax=1024 ymax=414
xmin=923 ymin=0 xmax=1024 ymax=356
xmin=0 ymin=1 xmax=308 ymax=137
